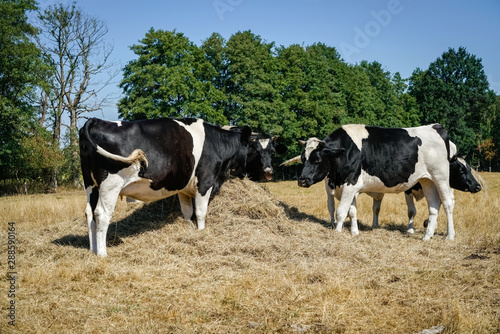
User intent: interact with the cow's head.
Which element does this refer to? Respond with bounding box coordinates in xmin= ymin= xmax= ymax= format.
xmin=297 ymin=138 xmax=344 ymax=188
xmin=449 ymin=156 xmax=481 ymax=193
xmin=247 ymin=135 xmax=287 ymax=181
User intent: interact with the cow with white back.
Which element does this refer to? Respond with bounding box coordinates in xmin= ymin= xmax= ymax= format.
xmin=298 ymin=124 xmax=456 ymax=241
xmin=80 ymin=118 xmax=251 ymax=257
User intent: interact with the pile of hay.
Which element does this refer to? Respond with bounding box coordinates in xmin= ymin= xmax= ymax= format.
xmin=208 ymin=177 xmax=288 ymax=222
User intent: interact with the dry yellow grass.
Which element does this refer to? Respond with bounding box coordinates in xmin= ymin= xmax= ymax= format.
xmin=1 ymin=174 xmax=499 ymax=333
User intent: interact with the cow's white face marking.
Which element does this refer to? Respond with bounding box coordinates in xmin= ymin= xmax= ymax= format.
xmin=259 ymin=138 xmax=270 ymax=150
xmin=304 ymin=137 xmax=321 ymax=160
xmin=341 ymin=124 xmax=368 ymax=150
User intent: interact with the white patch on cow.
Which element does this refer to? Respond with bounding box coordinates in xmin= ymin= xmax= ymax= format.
xmin=341 ymin=124 xmax=368 ymax=150
xmin=112 ymin=121 xmax=122 ymax=127
xmin=174 ymin=119 xmax=205 ymax=181
xmin=195 ymin=186 xmax=213 ymax=230
xmin=120 ymin=178 xmax=177 ymax=202
xmin=259 ymin=138 xmax=270 ymax=150
xmin=449 ymin=141 xmax=457 ymax=159
xmin=304 ymin=137 xmax=321 ymax=160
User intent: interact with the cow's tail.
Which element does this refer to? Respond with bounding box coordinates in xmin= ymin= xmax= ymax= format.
xmin=80 ymin=118 xmax=148 ymax=167
xmin=96 ymin=146 xmax=148 ymax=167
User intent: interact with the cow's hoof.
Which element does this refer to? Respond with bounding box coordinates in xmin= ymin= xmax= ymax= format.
xmin=351 ymin=230 xmax=359 ymax=236
xmin=407 ymin=228 xmax=415 ymax=234
xmin=422 ymin=235 xmax=432 ymax=241
xmin=445 ymin=235 xmax=455 ymax=241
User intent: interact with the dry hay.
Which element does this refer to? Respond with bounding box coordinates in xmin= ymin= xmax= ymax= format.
xmin=1 ymin=175 xmax=499 ymax=333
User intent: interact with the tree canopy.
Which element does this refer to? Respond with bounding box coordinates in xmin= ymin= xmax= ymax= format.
xmin=2 ymin=14 xmax=499 ymax=193
xmin=409 ymin=47 xmax=496 ymax=158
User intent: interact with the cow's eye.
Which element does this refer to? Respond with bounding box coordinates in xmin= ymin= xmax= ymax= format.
xmin=313 ymin=157 xmax=322 ymax=164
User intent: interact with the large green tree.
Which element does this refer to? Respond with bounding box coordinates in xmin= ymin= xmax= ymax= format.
xmin=225 ymin=30 xmax=285 ymax=133
xmin=409 ymin=47 xmax=496 ymax=157
xmin=118 ymin=29 xmax=227 ymax=124
xmin=36 ymin=3 xmax=116 ymax=188
xmin=0 ymin=0 xmax=47 ymax=181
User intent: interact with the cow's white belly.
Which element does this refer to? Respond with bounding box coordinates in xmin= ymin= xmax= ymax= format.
xmin=119 ymin=177 xmax=198 ymax=203
xmin=119 ymin=178 xmax=178 ymax=202
xmin=358 ymin=171 xmax=428 ymax=194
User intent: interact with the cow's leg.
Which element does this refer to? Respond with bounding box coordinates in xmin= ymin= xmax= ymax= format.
xmin=195 ymin=186 xmax=213 ymax=230
xmin=405 ymin=192 xmax=417 ymax=234
xmin=335 ymin=186 xmax=358 ymax=234
xmin=93 ymin=175 xmax=123 ymax=257
xmin=85 ymin=186 xmax=98 ymax=253
xmin=420 ymin=180 xmax=441 ymax=241
xmin=435 ymin=182 xmax=455 ymax=240
xmin=349 ymin=196 xmax=359 ymax=236
xmin=178 ymin=193 xmax=194 ymax=221
xmin=371 ymin=193 xmax=384 ymax=228
xmin=325 ymin=179 xmax=336 ymax=226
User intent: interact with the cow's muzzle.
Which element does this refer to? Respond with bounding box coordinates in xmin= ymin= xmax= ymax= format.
xmin=471 ymin=184 xmax=482 ymax=193
xmin=264 ymin=167 xmax=273 ymax=181
xmin=298 ymin=177 xmax=312 ymax=188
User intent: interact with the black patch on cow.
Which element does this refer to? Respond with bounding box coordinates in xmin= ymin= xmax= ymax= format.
xmin=176 ymin=118 xmax=198 ymax=126
xmin=196 ymin=124 xmax=251 ymax=196
xmin=81 ymin=118 xmax=195 ymax=191
xmin=361 ymin=127 xmax=422 ymax=188
xmin=89 ymin=187 xmax=99 ymax=212
xmin=324 ymin=128 xmax=362 ymax=187
xmin=432 ymin=124 xmax=450 ymax=161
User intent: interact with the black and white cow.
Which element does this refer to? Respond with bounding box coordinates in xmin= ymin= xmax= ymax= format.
xmin=298 ymin=124 xmax=456 ymax=241
xmin=225 ymin=127 xmax=287 ymax=181
xmin=323 ymin=148 xmax=482 ymax=234
xmin=246 ymin=133 xmax=287 ymax=181
xmin=79 ymin=118 xmax=251 ymax=256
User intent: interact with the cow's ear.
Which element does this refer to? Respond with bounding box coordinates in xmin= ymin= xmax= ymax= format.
xmin=240 ymin=125 xmax=252 ymax=145
xmin=298 ymin=139 xmax=307 ymax=146
xmin=275 ymin=144 xmax=287 ymax=155
xmin=322 ymin=147 xmax=345 ymax=158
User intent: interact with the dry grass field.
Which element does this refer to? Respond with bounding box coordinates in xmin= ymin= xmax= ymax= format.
xmin=1 ymin=173 xmax=499 ymax=333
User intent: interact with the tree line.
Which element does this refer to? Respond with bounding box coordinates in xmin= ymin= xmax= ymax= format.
xmin=1 ymin=0 xmax=498 ymax=194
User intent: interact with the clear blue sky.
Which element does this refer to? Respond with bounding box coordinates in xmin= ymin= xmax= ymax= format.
xmin=37 ymin=0 xmax=500 ymax=123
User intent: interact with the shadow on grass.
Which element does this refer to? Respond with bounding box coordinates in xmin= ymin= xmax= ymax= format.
xmin=278 ymin=200 xmax=374 ymax=232
xmin=53 ymin=189 xmax=406 ymax=251
xmin=53 ymin=196 xmax=182 ymax=250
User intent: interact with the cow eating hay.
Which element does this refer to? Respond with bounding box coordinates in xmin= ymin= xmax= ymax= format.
xmin=80 ymin=118 xmax=251 ymax=256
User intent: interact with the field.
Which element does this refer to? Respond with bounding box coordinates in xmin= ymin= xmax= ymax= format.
xmin=1 ymin=173 xmax=499 ymax=333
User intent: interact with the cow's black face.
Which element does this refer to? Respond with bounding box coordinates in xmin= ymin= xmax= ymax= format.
xmin=449 ymin=156 xmax=481 ymax=193
xmin=246 ymin=136 xmax=287 ymax=181
xmin=298 ymin=148 xmax=331 ymax=187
